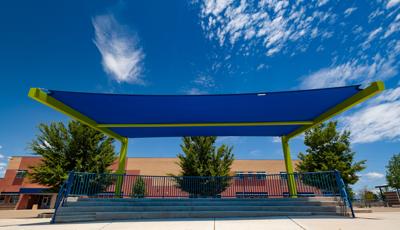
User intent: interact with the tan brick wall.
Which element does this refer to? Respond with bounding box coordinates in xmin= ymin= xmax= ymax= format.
xmin=126 ymin=158 xmax=180 ymax=176
xmin=126 ymin=158 xmax=299 ymax=176
xmin=7 ymin=157 xmax=22 ymax=170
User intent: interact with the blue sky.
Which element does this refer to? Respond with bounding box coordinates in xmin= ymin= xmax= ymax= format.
xmin=0 ymin=0 xmax=399 ymax=193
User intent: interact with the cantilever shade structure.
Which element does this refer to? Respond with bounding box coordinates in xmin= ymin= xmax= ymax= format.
xmin=28 ymin=81 xmax=384 ymax=197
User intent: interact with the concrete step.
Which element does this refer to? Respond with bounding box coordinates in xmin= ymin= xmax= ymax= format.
xmin=55 ymin=210 xmax=316 ymax=222
xmin=77 ymin=197 xmax=339 ymax=202
xmin=66 ymin=200 xmax=341 ymax=207
xmin=57 ymin=205 xmax=339 ymax=214
xmin=55 ymin=214 xmax=95 ymax=223
xmin=53 ymin=197 xmax=345 ymax=223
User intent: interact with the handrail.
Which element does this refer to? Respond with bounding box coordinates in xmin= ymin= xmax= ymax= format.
xmin=51 ymin=171 xmax=74 ymax=224
xmin=334 ymin=170 xmax=355 ymax=218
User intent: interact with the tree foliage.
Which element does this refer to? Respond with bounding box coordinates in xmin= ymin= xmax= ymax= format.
xmin=29 ymin=121 xmax=116 ymax=191
xmin=132 ymin=176 xmax=146 ymax=198
xmin=386 ymin=153 xmax=400 ymax=189
xmin=174 ymin=137 xmax=234 ymax=197
xmin=296 ymin=121 xmax=366 ymax=188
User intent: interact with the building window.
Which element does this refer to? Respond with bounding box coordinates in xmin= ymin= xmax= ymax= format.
xmin=235 ymin=171 xmax=244 ymax=180
xmin=16 ymin=170 xmax=27 ymax=179
xmin=256 ymin=171 xmax=267 ymax=180
xmin=247 ymin=171 xmax=254 ymax=180
xmin=9 ymin=195 xmax=19 ymax=204
xmin=0 ymin=195 xmax=5 ymax=204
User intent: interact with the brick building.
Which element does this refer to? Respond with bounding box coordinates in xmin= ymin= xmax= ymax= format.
xmin=0 ymin=156 xmax=297 ymax=210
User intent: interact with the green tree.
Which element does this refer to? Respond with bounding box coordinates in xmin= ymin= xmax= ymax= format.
xmin=296 ymin=121 xmax=366 ymax=195
xmin=174 ymin=136 xmax=234 ymax=197
xmin=359 ymin=186 xmax=379 ymax=208
xmin=29 ymin=121 xmax=116 ymax=191
xmin=386 ymin=153 xmax=400 ymax=189
xmin=132 ymin=176 xmax=146 ymax=198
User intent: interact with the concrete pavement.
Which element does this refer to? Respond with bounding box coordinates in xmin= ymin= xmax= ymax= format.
xmin=0 ymin=212 xmax=400 ymax=229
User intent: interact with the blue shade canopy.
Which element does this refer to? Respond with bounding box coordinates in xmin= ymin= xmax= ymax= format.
xmin=42 ymin=85 xmax=364 ymax=138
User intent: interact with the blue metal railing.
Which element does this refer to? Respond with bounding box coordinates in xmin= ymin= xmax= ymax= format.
xmin=51 ymin=170 xmax=355 ymax=223
xmin=51 ymin=171 xmax=75 ymax=223
xmin=334 ymin=170 xmax=355 ymax=217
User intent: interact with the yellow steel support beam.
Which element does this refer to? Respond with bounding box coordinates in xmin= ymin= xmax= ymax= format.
xmin=116 ymin=138 xmax=129 ymax=174
xmin=281 ymin=136 xmax=297 ymax=197
xmin=115 ymin=138 xmax=128 ymax=196
xmin=97 ymin=121 xmax=313 ymax=128
xmin=28 ymin=88 xmax=124 ymax=141
xmin=28 ymin=88 xmax=129 ymax=178
xmin=286 ymin=81 xmax=385 ymax=139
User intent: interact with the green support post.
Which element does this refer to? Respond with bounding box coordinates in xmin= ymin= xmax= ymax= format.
xmin=281 ymin=136 xmax=297 ymax=198
xmin=115 ymin=138 xmax=128 ymax=196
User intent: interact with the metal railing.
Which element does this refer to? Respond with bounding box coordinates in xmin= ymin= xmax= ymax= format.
xmin=52 ymin=170 xmax=354 ymax=222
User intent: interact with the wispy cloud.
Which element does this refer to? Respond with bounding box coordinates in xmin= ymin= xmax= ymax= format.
xmin=0 ymin=145 xmax=3 ymax=159
xmin=184 ymin=75 xmax=216 ymax=95
xmin=272 ymin=137 xmax=281 ymax=143
xmin=249 ymin=149 xmax=263 ymax=156
xmin=0 ymin=145 xmax=6 ymax=177
xmin=198 ymin=0 xmax=337 ymax=57
xmin=364 ymin=172 xmax=385 ymax=179
xmin=300 ymin=55 xmax=398 ymax=89
xmin=298 ymin=1 xmax=400 ymax=144
xmin=216 ymin=136 xmax=246 ymax=144
xmin=387 ymin=0 xmax=400 ymax=8
xmin=194 ymin=75 xmax=215 ymax=88
xmin=362 ymin=27 xmax=382 ymax=49
xmin=0 ymin=162 xmax=6 ymax=177
xmin=93 ymin=14 xmax=145 ymax=84
xmin=344 ymin=7 xmax=357 ymax=17
xmin=184 ymin=87 xmax=208 ymax=95
xmin=341 ymin=86 xmax=400 ymax=143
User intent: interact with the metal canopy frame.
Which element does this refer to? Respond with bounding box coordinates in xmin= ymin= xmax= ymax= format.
xmin=28 ymin=81 xmax=384 ymax=197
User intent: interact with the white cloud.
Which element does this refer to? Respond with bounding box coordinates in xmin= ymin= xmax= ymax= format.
xmin=216 ymin=136 xmax=246 ymax=144
xmin=362 ymin=27 xmax=382 ymax=49
xmin=272 ymin=137 xmax=281 ymax=143
xmin=194 ymin=75 xmax=215 ymax=88
xmin=300 ymin=55 xmax=398 ymax=89
xmin=93 ymin=14 xmax=145 ymax=84
xmin=249 ymin=149 xmax=262 ymax=156
xmin=387 ymin=0 xmax=400 ymax=8
xmin=362 ymin=172 xmax=385 ymax=180
xmin=344 ymin=7 xmax=357 ymax=17
xmin=184 ymin=88 xmax=208 ymax=95
xmin=0 ymin=162 xmax=6 ymax=177
xmin=198 ymin=0 xmax=337 ymax=57
xmin=341 ymin=86 xmax=400 ymax=143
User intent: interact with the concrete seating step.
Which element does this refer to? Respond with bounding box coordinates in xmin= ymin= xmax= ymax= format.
xmin=66 ymin=200 xmax=341 ymax=207
xmin=77 ymin=197 xmax=339 ymax=202
xmin=57 ymin=205 xmax=339 ymax=214
xmin=53 ymin=197 xmax=345 ymax=223
xmin=55 ymin=210 xmax=319 ymax=222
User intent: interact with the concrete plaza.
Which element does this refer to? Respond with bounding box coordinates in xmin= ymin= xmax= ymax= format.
xmin=0 ymin=211 xmax=399 ymax=230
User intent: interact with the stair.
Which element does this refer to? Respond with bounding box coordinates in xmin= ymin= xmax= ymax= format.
xmin=53 ymin=197 xmax=344 ymax=223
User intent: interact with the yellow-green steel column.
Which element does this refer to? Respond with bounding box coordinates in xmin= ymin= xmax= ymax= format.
xmin=281 ymin=136 xmax=297 ymax=197
xmin=115 ymin=138 xmax=128 ymax=196
xmin=117 ymin=137 xmax=128 ymax=174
